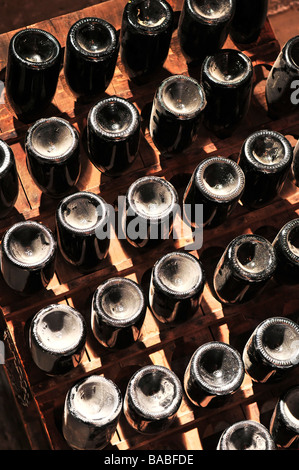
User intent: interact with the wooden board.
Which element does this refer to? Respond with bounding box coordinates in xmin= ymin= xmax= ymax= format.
xmin=1 ymin=0 xmax=299 ymax=451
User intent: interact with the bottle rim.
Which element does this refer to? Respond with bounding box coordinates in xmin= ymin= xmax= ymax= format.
xmin=202 ymin=49 xmax=253 ymax=89
xmin=193 ymin=156 xmax=245 ymax=203
xmin=25 ymin=117 xmax=79 ymax=163
xmin=152 ymin=251 xmax=205 ymax=299
xmin=87 ymin=96 xmax=140 ymax=140
xmin=156 ymin=74 xmax=207 ymax=120
xmin=30 ymin=303 xmax=87 ymax=356
xmin=218 ymin=420 xmax=276 ymax=450
xmin=65 ymin=375 xmax=123 ymax=426
xmin=254 ymin=317 xmax=299 ymax=367
xmin=278 ymin=385 xmax=299 ymax=432
xmin=242 ymin=129 xmax=293 ymax=173
xmin=68 ymin=17 xmax=119 ymax=59
xmin=188 ymin=341 xmax=245 ymax=395
xmin=185 ymin=0 xmax=235 ymax=25
xmin=92 ymin=277 xmax=146 ymax=327
xmin=125 ymin=365 xmax=183 ymax=420
xmin=273 ymin=218 xmax=299 ymax=264
xmin=1 ymin=220 xmax=56 ymax=269
xmin=226 ymin=234 xmax=277 ymax=282
xmin=284 ymin=35 xmax=299 ymax=72
xmin=126 ymin=175 xmax=179 ymax=223
xmin=125 ymin=0 xmax=174 ymax=35
xmin=10 ymin=28 xmax=61 ymax=69
xmin=0 ymin=139 xmax=15 ymax=175
xmin=56 ymin=191 xmax=110 ymax=236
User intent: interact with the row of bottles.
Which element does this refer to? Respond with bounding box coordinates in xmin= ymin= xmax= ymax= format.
xmin=29 ymin=306 xmax=298 ymax=449
xmin=2 ymin=3 xmax=299 ymax=222
xmin=0 ymin=93 xmax=298 ymax=219
xmin=29 ymin=287 xmax=299 ymax=384
xmin=62 ymin=378 xmax=299 ymax=450
xmin=5 ymin=0 xmax=297 ymax=141
xmin=178 ymin=0 xmax=268 ymax=65
xmin=12 ymin=219 xmax=299 ymax=370
xmin=2 ymin=185 xmax=299 ymax=298
xmin=25 ymin=245 xmax=299 ymax=450
xmin=5 ymin=1 xmax=298 ymax=133
xmin=1 ymin=128 xmax=299 ymax=296
xmin=2 ymin=112 xmax=299 ymax=225
xmin=4 ymin=0 xmax=270 ymax=124
xmin=26 ymin=283 xmax=299 ymax=449
xmin=3 ymin=42 xmax=255 ymax=155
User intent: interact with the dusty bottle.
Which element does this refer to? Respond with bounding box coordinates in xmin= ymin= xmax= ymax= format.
xmin=213 ymin=234 xmax=277 ymax=304
xmin=124 ymin=365 xmax=182 ymax=434
xmin=178 ymin=0 xmax=236 ymax=64
xmin=87 ymin=96 xmax=141 ymax=176
xmin=123 ymin=175 xmax=178 ymax=248
xmin=120 ymin=0 xmax=174 ymax=79
xmin=243 ymin=317 xmax=299 ymax=383
xmin=56 ymin=191 xmax=110 ymax=271
xmin=217 ymin=420 xmax=276 ymax=450
xmin=270 ymin=386 xmax=299 ymax=449
xmin=149 ymin=251 xmax=205 ymax=323
xmin=25 ymin=117 xmax=81 ymax=198
xmin=0 ymin=221 xmax=57 ymax=295
xmin=201 ymin=49 xmax=253 ymax=138
xmin=184 ymin=341 xmax=245 ymax=408
xmin=63 ymin=375 xmax=122 ymax=450
xmin=64 ymin=17 xmax=119 ymax=99
xmin=266 ymin=36 xmax=299 ymax=118
xmin=183 ymin=156 xmax=245 ymax=228
xmin=230 ymin=0 xmax=269 ymax=45
xmin=0 ymin=139 xmax=19 ymax=218
xmin=272 ymin=219 xmax=299 ymax=285
xmin=149 ymin=74 xmax=206 ymax=154
xmin=5 ymin=28 xmax=62 ymax=123
xmin=291 ymin=138 xmax=299 ymax=186
xmin=29 ymin=304 xmax=87 ymax=375
xmin=91 ymin=277 xmax=147 ymax=348
xmin=238 ymin=130 xmax=293 ymax=210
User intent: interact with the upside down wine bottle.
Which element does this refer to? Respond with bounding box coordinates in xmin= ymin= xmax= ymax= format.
xmin=230 ymin=0 xmax=269 ymax=45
